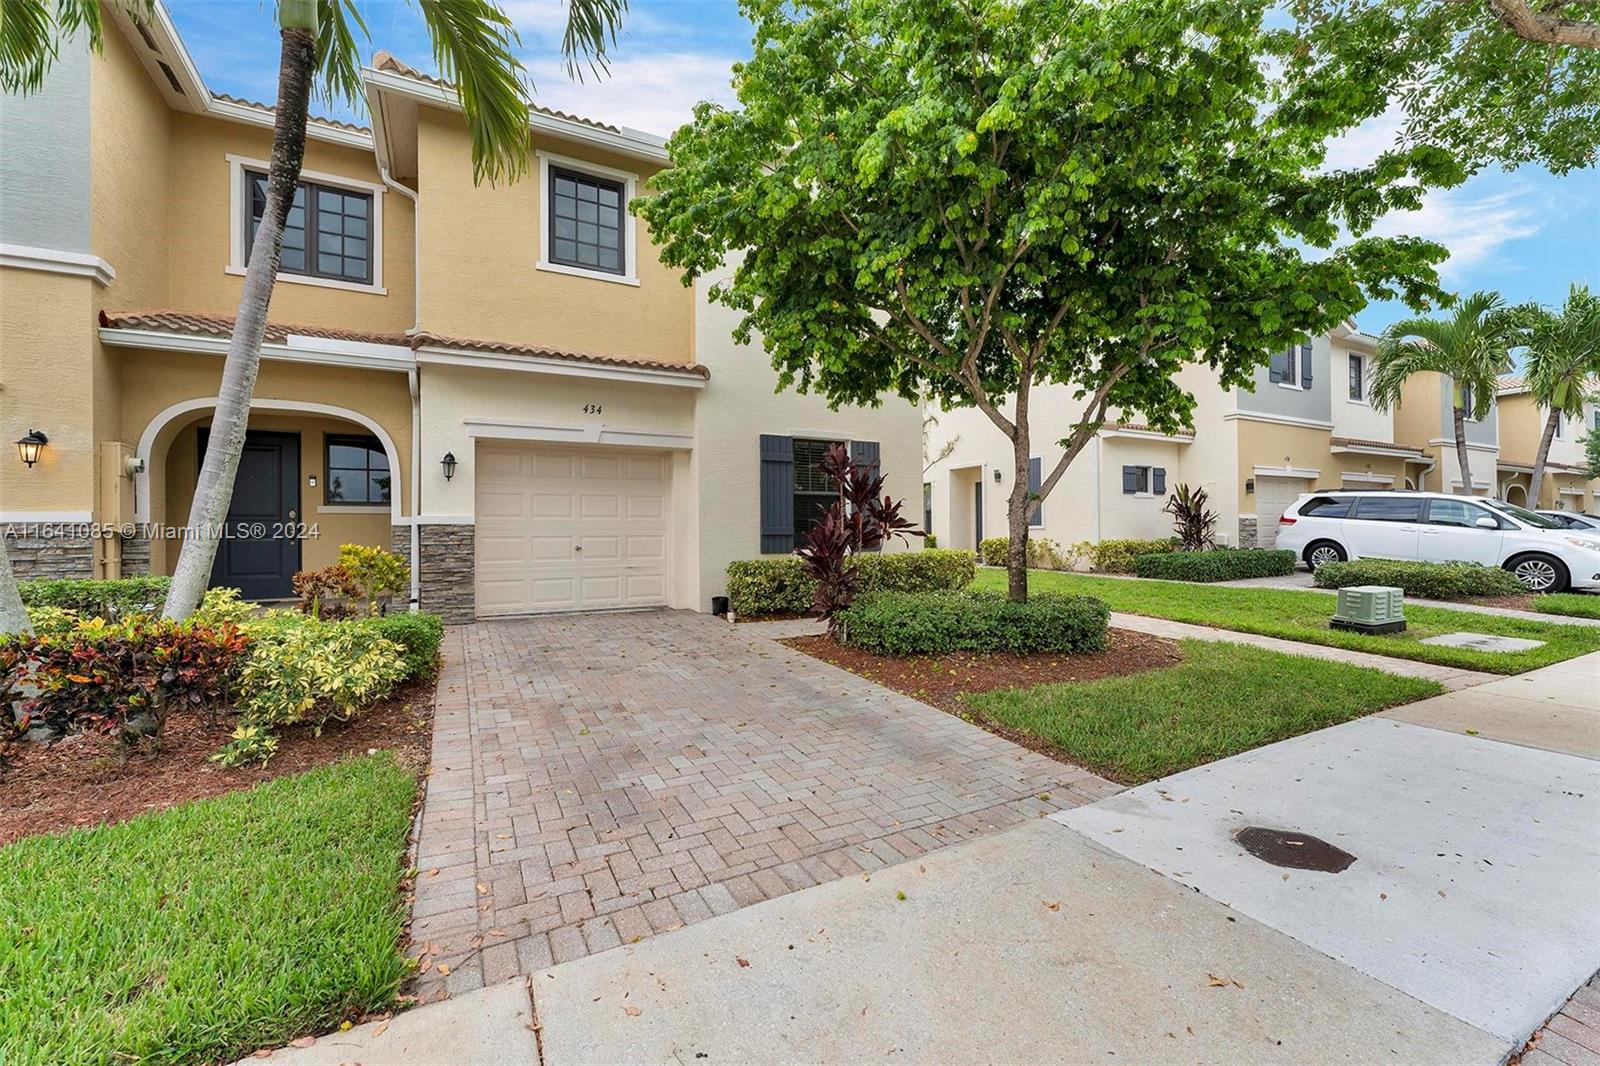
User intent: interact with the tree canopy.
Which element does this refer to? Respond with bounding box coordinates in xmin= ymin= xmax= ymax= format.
xmin=1288 ymin=0 xmax=1600 ymax=175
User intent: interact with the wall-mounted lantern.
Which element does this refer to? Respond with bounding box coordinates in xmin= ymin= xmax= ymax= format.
xmin=992 ymin=468 xmax=1002 ymax=483
xmin=15 ymin=430 xmax=48 ymax=468
xmin=441 ymin=452 xmax=458 ymax=481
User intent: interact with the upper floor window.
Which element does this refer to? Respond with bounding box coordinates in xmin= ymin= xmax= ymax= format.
xmin=325 ymin=434 xmax=390 ymax=505
xmin=1270 ymin=341 xmax=1312 ymax=389
xmin=248 ymin=170 xmax=372 ymax=285
xmin=228 ymin=155 xmax=386 ymax=294
xmin=1348 ymin=353 xmax=1365 ymax=401
xmin=1459 ymin=381 xmax=1486 ymax=421
xmin=536 ymin=150 xmax=638 ymax=286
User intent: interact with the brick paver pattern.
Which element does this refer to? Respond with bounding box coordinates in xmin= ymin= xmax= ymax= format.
xmin=1519 ymin=974 xmax=1600 ymax=1066
xmin=409 ymin=610 xmax=1118 ymax=1000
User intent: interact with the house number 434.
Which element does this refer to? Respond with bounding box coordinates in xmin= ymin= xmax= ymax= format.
xmin=582 ymin=403 xmax=603 ymax=415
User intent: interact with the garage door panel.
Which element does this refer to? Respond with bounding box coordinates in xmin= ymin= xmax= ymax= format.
xmin=476 ymin=443 xmax=672 ymax=616
xmin=1254 ymin=476 xmax=1310 ymax=549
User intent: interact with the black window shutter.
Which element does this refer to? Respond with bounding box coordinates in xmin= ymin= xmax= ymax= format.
xmin=1301 ymin=343 xmax=1313 ymax=388
xmin=848 ymin=439 xmax=880 ymax=477
xmin=1153 ymin=468 xmax=1167 ymax=495
xmin=1122 ymin=465 xmax=1138 ymax=494
xmin=1028 ymin=456 xmax=1043 ymax=525
xmin=759 ymin=435 xmax=795 ymax=554
xmin=1269 ymin=349 xmax=1287 ymax=384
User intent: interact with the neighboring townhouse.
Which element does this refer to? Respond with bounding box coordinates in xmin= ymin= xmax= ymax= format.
xmin=925 ymin=324 xmax=1431 ymax=550
xmin=0 ymin=3 xmax=920 ymax=621
xmin=1492 ymin=376 xmax=1599 ymax=511
xmin=1388 ymin=369 xmax=1502 ymax=498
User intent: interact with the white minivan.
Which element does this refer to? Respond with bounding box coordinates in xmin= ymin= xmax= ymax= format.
xmin=1275 ymin=490 xmax=1600 ymax=593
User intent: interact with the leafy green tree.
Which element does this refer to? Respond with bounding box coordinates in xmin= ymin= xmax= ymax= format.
xmin=1582 ymin=428 xmax=1600 ymax=480
xmin=639 ymin=0 xmax=1451 ymax=600
xmin=1370 ymin=292 xmax=1518 ymax=496
xmin=0 ymin=0 xmax=623 ymax=628
xmin=1520 ymin=285 xmax=1600 ymax=503
xmin=1288 ymin=0 xmax=1600 ymax=175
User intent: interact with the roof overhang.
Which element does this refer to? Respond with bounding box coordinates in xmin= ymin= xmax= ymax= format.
xmin=1329 ymin=442 xmax=1424 ymax=459
xmin=108 ymin=1 xmax=373 ymax=150
xmin=99 ymin=325 xmax=413 ymax=373
xmin=362 ymin=64 xmax=671 ymax=184
xmin=415 ymin=343 xmax=706 ymax=389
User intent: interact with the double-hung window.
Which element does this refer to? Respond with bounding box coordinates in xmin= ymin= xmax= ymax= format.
xmin=1348 ymin=353 xmax=1365 ymax=401
xmin=246 ymin=171 xmax=372 ymax=285
xmin=792 ymin=438 xmax=844 ymax=539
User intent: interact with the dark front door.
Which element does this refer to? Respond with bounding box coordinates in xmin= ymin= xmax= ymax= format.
xmin=198 ymin=428 xmax=301 ymax=599
xmin=974 ymin=480 xmax=984 ymax=543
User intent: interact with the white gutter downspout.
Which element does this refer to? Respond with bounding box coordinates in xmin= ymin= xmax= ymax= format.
xmin=378 ymin=165 xmax=423 ymax=610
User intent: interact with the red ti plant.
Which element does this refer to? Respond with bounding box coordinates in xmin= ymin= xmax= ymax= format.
xmin=795 ymin=444 xmax=921 ymax=634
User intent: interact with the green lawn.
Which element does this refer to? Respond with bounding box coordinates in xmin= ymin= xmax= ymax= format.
xmin=0 ymin=754 xmax=416 ymax=1066
xmin=966 ymin=639 xmax=1443 ymax=782
xmin=972 ymin=569 xmax=1600 ymax=673
xmin=1531 ymin=592 xmax=1600 ymax=621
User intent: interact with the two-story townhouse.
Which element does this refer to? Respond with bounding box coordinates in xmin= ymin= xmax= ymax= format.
xmin=0 ymin=2 xmax=921 ymax=621
xmin=1492 ymin=376 xmax=1599 ymax=511
xmin=924 ymin=324 xmax=1430 ymax=551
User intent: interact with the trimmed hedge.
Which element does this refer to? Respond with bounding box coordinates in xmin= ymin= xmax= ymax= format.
xmin=17 ymin=576 xmax=173 ymax=618
xmin=838 ymin=590 xmax=1109 ymax=656
xmin=360 ymin=612 xmax=445 ymax=679
xmin=1313 ymin=559 xmax=1528 ymax=599
xmin=979 ymin=537 xmax=1009 ymax=567
xmin=1086 ymin=538 xmax=1178 ymax=574
xmin=1134 ymin=548 xmax=1297 ymax=583
xmin=725 ymin=549 xmax=977 ymax=617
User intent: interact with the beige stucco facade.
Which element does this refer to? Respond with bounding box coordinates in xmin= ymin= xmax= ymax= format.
xmin=1 ymin=3 xmax=922 ymax=618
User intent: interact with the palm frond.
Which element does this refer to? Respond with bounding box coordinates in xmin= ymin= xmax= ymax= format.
xmin=561 ymin=0 xmax=627 ymax=81
xmin=415 ymin=0 xmax=532 ymax=184
xmin=313 ymin=0 xmax=368 ymax=110
xmin=1372 ymin=290 xmax=1515 ymax=417
xmin=2 ymin=0 xmax=154 ymax=94
xmin=1525 ymin=284 xmax=1600 ymax=418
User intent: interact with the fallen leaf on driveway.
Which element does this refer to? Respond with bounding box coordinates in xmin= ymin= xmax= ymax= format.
xmin=736 ymin=957 xmax=751 ymax=968
xmin=372 ymin=1022 xmax=389 ymax=1038
xmin=476 ymin=883 xmax=489 ymax=895
xmin=624 ymin=1006 xmax=642 ymax=1017
xmin=1206 ymin=974 xmax=1230 ymax=988
xmin=289 ymin=1037 xmax=316 ymax=1048
xmin=438 ymin=964 xmax=452 ymax=976
xmin=427 ymin=868 xmax=439 ymax=878
xmin=1042 ymin=900 xmax=1061 ymax=912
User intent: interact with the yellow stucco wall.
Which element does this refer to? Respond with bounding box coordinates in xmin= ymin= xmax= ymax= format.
xmin=1393 ymin=372 xmax=1443 ymax=454
xmin=414 ymin=108 xmax=692 ymax=364
xmin=1496 ymin=393 xmax=1541 ymax=463
xmin=1234 ymin=418 xmax=1412 ymax=512
xmin=0 ymin=270 xmax=97 ymax=513
xmin=162 ymin=115 xmax=415 ymax=333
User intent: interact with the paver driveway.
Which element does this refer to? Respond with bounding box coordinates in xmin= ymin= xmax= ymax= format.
xmin=409 ymin=610 xmax=1116 ymax=999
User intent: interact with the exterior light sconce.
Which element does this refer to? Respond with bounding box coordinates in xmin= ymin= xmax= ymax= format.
xmin=992 ymin=469 xmax=1002 ymax=483
xmin=1245 ymin=478 xmax=1255 ymax=495
xmin=441 ymin=452 xmax=458 ymax=481
xmin=15 ymin=429 xmax=48 ymax=468
xmin=308 ymin=474 xmax=318 ymax=488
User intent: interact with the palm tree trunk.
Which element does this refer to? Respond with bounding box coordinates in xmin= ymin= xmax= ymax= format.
xmin=0 ymin=541 xmax=29 ymax=636
xmin=162 ymin=26 xmax=315 ymax=621
xmin=1528 ymin=407 xmax=1561 ymax=507
xmin=1452 ymin=405 xmax=1474 ymax=495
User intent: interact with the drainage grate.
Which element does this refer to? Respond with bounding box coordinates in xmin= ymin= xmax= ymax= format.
xmin=1235 ymin=826 xmax=1356 ymax=873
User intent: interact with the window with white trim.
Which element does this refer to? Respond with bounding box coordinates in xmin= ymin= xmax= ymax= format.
xmin=247 ymin=170 xmax=372 ymax=284
xmin=548 ymin=166 xmax=626 ymax=275
xmin=1348 ymin=353 xmax=1364 ymax=401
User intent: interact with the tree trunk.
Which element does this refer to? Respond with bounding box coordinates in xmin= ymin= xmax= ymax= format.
xmin=1004 ymin=382 xmax=1032 ymax=602
xmin=0 ymin=541 xmax=29 ymax=636
xmin=162 ymin=27 xmax=315 ymax=621
xmin=1528 ymin=406 xmax=1561 ymax=508
xmin=1451 ymin=405 xmax=1474 ymax=495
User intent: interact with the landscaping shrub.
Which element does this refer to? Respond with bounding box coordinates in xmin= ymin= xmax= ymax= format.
xmin=338 ymin=544 xmax=410 ymax=613
xmin=0 ymin=617 xmax=247 ymax=743
xmin=235 ymin=613 xmax=407 ymax=730
xmin=1085 ymin=538 xmax=1178 ymax=573
xmin=359 ymin=612 xmax=444 ymax=679
xmin=17 ymin=576 xmax=172 ymax=619
xmin=726 ymin=550 xmax=976 ymax=616
xmin=1165 ymin=483 xmax=1219 ymax=551
xmin=979 ymin=537 xmax=1009 ymax=566
xmin=1134 ymin=548 xmax=1296 ymax=583
xmin=839 ymin=590 xmax=1109 ymax=656
xmin=292 ymin=564 xmax=363 ymax=619
xmin=1312 ymin=559 xmax=1528 ymax=599
xmin=924 ymin=533 xmax=938 ymax=548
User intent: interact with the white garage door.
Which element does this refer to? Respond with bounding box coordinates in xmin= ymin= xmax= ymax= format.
xmin=475 ymin=443 xmax=671 ymax=616
xmin=1254 ymin=475 xmax=1311 ymax=549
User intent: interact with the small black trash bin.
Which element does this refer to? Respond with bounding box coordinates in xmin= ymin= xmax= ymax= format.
xmin=711 ymin=595 xmax=730 ymax=617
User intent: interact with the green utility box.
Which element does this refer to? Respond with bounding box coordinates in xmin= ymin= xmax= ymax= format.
xmin=1331 ymin=585 xmax=1405 ymax=635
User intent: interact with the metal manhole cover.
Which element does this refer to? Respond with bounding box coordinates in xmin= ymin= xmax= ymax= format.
xmin=1235 ymin=826 xmax=1356 ymax=873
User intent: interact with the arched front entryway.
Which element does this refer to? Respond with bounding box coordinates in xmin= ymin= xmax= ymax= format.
xmin=1503 ymin=482 xmax=1527 ymax=507
xmin=133 ymin=398 xmax=406 ymax=595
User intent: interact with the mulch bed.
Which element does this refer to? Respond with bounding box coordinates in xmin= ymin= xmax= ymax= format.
xmin=781 ymin=627 xmax=1184 ymax=716
xmin=0 ymin=677 xmax=436 ymax=846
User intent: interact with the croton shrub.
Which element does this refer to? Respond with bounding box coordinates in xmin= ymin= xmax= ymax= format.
xmin=293 ymin=544 xmax=412 ymax=619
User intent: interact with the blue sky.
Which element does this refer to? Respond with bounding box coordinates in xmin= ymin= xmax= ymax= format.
xmin=171 ymin=1 xmax=1598 ymax=341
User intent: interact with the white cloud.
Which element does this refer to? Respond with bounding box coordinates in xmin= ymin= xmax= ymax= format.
xmin=1370 ymin=184 xmax=1544 ymax=280
xmin=1321 ymin=107 xmax=1405 ymax=172
xmin=524 ymin=51 xmax=739 ymax=137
